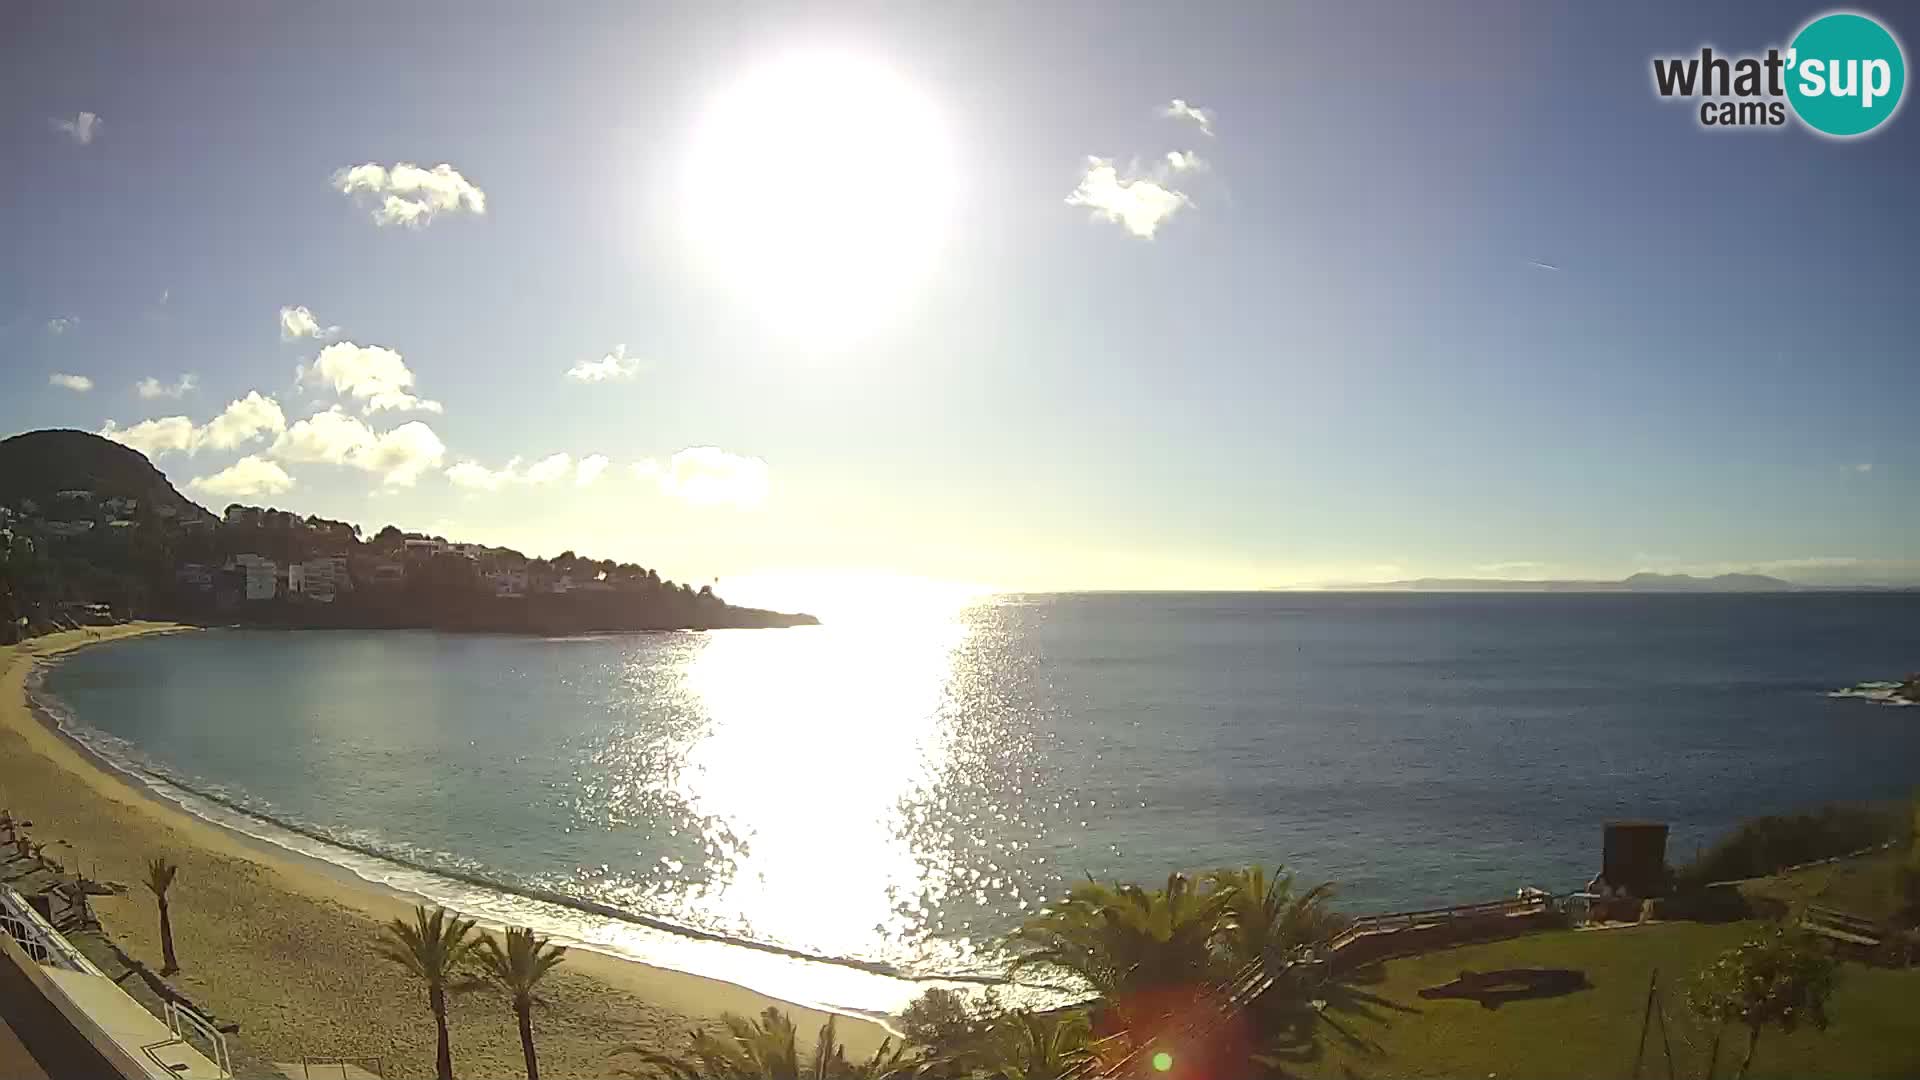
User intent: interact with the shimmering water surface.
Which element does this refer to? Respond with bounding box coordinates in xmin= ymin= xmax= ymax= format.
xmin=38 ymin=593 xmax=1920 ymax=1015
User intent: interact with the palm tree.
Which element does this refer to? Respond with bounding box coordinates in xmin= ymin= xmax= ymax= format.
xmin=985 ymin=1009 xmax=1093 ymax=1080
xmin=377 ymin=905 xmax=482 ymax=1080
xmin=1205 ymin=865 xmax=1344 ymax=971
xmin=144 ymin=857 xmax=180 ymax=974
xmin=477 ymin=926 xmax=568 ymax=1080
xmin=613 ymin=1007 xmax=919 ymax=1080
xmin=1009 ymin=872 xmax=1231 ymax=1000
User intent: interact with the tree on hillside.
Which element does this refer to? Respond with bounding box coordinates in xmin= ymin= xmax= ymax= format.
xmin=1688 ymin=928 xmax=1838 ymax=1079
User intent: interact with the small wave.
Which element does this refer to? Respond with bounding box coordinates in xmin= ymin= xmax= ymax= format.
xmin=25 ymin=669 xmax=1029 ymax=1011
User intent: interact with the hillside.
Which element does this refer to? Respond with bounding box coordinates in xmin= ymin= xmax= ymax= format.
xmin=1345 ymin=572 xmax=1801 ymax=592
xmin=0 ymin=429 xmax=216 ymax=524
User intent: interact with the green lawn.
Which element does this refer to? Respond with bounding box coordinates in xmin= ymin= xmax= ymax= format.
xmin=1738 ymin=850 xmax=1908 ymax=923
xmin=1285 ymin=920 xmax=1919 ymax=1080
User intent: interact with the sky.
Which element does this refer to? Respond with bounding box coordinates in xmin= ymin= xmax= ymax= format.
xmin=3 ymin=0 xmax=1916 ymax=594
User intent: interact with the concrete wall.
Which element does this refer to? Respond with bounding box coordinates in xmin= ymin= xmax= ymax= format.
xmin=0 ymin=932 xmax=149 ymax=1079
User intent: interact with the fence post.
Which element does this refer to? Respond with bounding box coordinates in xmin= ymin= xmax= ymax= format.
xmin=1630 ymin=968 xmax=1658 ymax=1080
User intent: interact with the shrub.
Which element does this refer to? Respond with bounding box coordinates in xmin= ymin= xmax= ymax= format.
xmin=1678 ymin=805 xmax=1902 ymax=886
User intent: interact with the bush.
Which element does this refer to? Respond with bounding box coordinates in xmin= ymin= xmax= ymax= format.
xmin=1678 ymin=805 xmax=1902 ymax=886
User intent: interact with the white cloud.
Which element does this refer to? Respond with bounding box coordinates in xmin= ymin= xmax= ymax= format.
xmin=445 ymin=458 xmax=523 ymax=492
xmin=299 ymin=341 xmax=442 ymax=414
xmin=655 ymin=446 xmax=769 ymax=508
xmin=566 ymin=344 xmax=642 ymax=383
xmin=1853 ymin=463 xmax=1874 ymax=473
xmin=525 ymin=452 xmax=573 ymax=485
xmin=99 ymin=416 xmax=197 ymax=457
xmin=332 ymin=162 xmax=487 ymax=227
xmin=269 ymin=407 xmax=445 ymax=487
xmin=52 ymin=112 xmax=101 ymax=145
xmin=279 ymin=305 xmax=337 ymax=341
xmin=575 ymin=454 xmax=609 ymax=486
xmin=201 ymin=392 xmax=287 ymax=450
xmin=1165 ymin=150 xmax=1207 ymax=172
xmin=45 ymin=317 xmax=76 ymax=335
xmin=1066 ymin=158 xmax=1190 ymax=239
xmin=1161 ymin=99 xmax=1213 ymax=136
xmin=1528 ymin=259 xmax=1561 ymax=272
xmin=187 ymin=455 xmax=294 ymax=498
xmin=99 ymin=392 xmax=288 ymax=458
xmin=136 ymin=373 xmax=198 ymax=399
xmin=49 ymin=373 xmax=93 ymax=392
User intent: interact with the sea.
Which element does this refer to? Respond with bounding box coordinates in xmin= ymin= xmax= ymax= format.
xmin=30 ymin=592 xmax=1920 ymax=1019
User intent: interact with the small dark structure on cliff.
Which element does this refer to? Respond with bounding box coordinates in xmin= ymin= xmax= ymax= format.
xmin=1601 ymin=820 xmax=1670 ymax=897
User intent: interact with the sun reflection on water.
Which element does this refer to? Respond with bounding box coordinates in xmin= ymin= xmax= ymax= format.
xmin=651 ymin=574 xmax=1017 ymax=971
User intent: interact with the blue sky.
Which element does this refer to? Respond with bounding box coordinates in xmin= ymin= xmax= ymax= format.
xmin=3 ymin=0 xmax=1916 ymax=592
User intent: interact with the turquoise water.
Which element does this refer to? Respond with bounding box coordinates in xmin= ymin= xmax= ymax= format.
xmin=35 ymin=592 xmax=1920 ymax=1015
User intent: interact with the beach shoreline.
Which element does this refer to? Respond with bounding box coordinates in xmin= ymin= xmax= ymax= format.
xmin=2 ymin=623 xmax=893 ymax=1077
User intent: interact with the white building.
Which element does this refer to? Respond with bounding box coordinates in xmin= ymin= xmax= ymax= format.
xmin=299 ymin=556 xmax=345 ymax=603
xmin=229 ymin=554 xmax=277 ymax=600
xmin=485 ymin=567 xmax=529 ymax=597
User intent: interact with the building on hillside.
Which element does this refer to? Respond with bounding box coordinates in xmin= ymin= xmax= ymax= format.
xmin=298 ymin=556 xmax=344 ymax=602
xmin=102 ymin=496 xmax=137 ymax=519
xmin=485 ymin=567 xmax=528 ymax=597
xmin=366 ymin=561 xmax=406 ymax=587
xmin=403 ymin=537 xmax=447 ymax=559
xmin=56 ymin=489 xmax=94 ymax=502
xmin=175 ymin=564 xmax=214 ymax=593
xmin=286 ymin=561 xmax=305 ymax=597
xmin=41 ymin=520 xmax=94 ymax=538
xmin=229 ymin=554 xmax=277 ymax=600
xmin=225 ymin=506 xmax=262 ymax=527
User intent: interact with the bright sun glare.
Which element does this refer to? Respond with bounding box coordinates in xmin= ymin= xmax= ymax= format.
xmin=683 ymin=51 xmax=955 ymax=343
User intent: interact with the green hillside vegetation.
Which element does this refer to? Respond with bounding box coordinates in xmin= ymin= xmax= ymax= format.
xmin=0 ymin=429 xmax=813 ymax=637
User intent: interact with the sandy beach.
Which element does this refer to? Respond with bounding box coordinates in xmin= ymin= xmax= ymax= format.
xmin=1 ymin=623 xmax=890 ymax=1078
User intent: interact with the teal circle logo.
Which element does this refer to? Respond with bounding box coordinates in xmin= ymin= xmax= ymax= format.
xmin=1787 ymin=12 xmax=1906 ymax=137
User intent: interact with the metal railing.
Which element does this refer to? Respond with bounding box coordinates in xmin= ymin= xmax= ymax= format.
xmin=162 ymin=998 xmax=233 ymax=1078
xmin=0 ymin=883 xmax=105 ymax=975
xmin=1326 ymin=893 xmax=1555 ymax=952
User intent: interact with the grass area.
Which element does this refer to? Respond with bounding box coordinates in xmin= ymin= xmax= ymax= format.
xmin=1739 ymin=850 xmax=1908 ymax=923
xmin=1288 ymin=920 xmax=1920 ymax=1080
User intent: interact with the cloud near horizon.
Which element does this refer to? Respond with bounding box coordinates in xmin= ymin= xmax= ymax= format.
xmin=446 ymin=450 xmax=609 ymax=492
xmin=566 ymin=344 xmax=642 ymax=382
xmin=1067 ymin=158 xmax=1190 ymax=239
xmin=99 ymin=392 xmax=287 ymax=458
xmin=187 ymin=455 xmax=294 ymax=498
xmin=279 ymin=305 xmax=337 ymax=341
xmin=641 ymin=446 xmax=771 ymax=508
xmin=269 ymin=406 xmax=445 ymax=488
xmin=49 ymin=373 xmax=93 ymax=392
xmin=332 ymin=162 xmax=487 ymax=227
xmin=136 ymin=373 xmax=198 ymax=399
xmin=298 ymin=342 xmax=443 ymax=414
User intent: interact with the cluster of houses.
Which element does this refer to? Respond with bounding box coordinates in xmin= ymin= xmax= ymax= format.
xmin=1 ymin=488 xmax=193 ymax=545
xmin=167 ymin=510 xmax=659 ymax=608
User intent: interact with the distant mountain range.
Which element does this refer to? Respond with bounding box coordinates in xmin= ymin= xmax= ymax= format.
xmin=1342 ymin=572 xmax=1804 ymax=593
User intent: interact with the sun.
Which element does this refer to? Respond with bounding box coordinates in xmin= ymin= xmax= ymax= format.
xmin=682 ymin=50 xmax=956 ymax=344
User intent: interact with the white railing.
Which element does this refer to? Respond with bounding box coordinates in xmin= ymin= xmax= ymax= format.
xmin=0 ymin=883 xmax=104 ymax=975
xmin=162 ymin=999 xmax=232 ymax=1078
